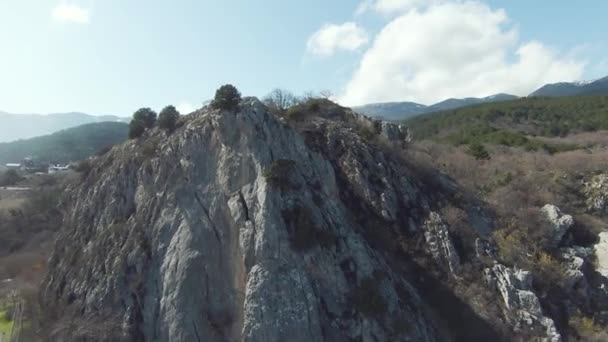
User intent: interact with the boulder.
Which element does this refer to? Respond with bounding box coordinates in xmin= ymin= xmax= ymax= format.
xmin=541 ymin=204 xmax=574 ymax=247
xmin=380 ymin=121 xmax=411 ymax=145
xmin=484 ymin=264 xmax=561 ymax=342
xmin=423 ymin=212 xmax=461 ymax=274
xmin=584 ymin=174 xmax=608 ymax=214
xmin=595 ymin=232 xmax=608 ymax=278
xmin=560 ymin=247 xmax=591 ymax=297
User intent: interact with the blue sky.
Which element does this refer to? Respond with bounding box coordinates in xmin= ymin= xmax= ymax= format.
xmin=0 ymin=0 xmax=606 ymax=115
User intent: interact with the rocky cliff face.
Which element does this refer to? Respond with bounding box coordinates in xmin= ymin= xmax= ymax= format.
xmin=42 ymin=99 xmax=448 ymax=341
xmin=41 ymin=98 xmax=577 ymax=341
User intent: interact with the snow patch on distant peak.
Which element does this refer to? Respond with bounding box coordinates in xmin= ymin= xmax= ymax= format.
xmin=573 ymin=78 xmax=598 ymax=86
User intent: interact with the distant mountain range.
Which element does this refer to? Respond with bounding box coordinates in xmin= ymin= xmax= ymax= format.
xmin=0 ymin=121 xmax=128 ymax=164
xmin=0 ymin=111 xmax=127 ymax=143
xmin=353 ymin=94 xmax=519 ymax=120
xmin=529 ymin=76 xmax=608 ymax=97
xmin=2 ymin=76 xmax=607 ymax=144
xmin=355 ymin=76 xmax=608 ymax=120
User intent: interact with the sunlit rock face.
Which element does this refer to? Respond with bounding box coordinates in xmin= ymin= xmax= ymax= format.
xmin=41 ymin=99 xmax=443 ymax=342
xmin=484 ymin=264 xmax=561 ymax=342
xmin=585 ymin=174 xmax=608 ymax=214
xmin=541 ymin=204 xmax=574 ymax=247
xmin=596 ymin=232 xmax=608 ymax=279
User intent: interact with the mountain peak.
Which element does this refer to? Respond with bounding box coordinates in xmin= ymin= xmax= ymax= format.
xmin=0 ymin=111 xmax=127 ymax=143
xmin=41 ymin=99 xmax=447 ymax=341
xmin=530 ymin=75 xmax=608 ymax=97
xmin=354 ymin=94 xmax=518 ymax=120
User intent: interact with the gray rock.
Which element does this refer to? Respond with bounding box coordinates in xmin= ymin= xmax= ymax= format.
xmin=541 ymin=204 xmax=574 ymax=247
xmin=380 ymin=121 xmax=411 ymax=145
xmin=423 ymin=212 xmax=460 ymax=274
xmin=41 ymin=98 xmax=443 ymax=342
xmin=475 ymin=238 xmax=496 ymax=259
xmin=485 ymin=264 xmax=561 ymax=342
xmin=585 ymin=174 xmax=608 ymax=214
xmin=560 ymin=248 xmax=590 ymax=297
xmin=595 ymin=232 xmax=608 ymax=278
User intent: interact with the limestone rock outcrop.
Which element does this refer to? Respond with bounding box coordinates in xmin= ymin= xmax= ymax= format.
xmin=423 ymin=212 xmax=460 ymax=274
xmin=541 ymin=204 xmax=574 ymax=247
xmin=595 ymin=232 xmax=608 ymax=278
xmin=484 ymin=264 xmax=561 ymax=342
xmin=41 ymin=99 xmax=443 ymax=342
xmin=585 ymin=174 xmax=608 ymax=214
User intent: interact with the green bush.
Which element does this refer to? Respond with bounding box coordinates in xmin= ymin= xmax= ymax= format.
xmin=494 ymin=171 xmax=513 ymax=187
xmin=308 ymin=99 xmax=321 ymax=112
xmin=467 ymin=143 xmax=490 ymax=160
xmin=211 ymin=84 xmax=242 ymax=111
xmin=285 ymin=107 xmax=307 ymax=122
xmin=158 ymin=105 xmax=180 ymax=132
xmin=128 ymin=119 xmax=146 ymax=139
xmin=132 ymin=107 xmax=157 ymax=129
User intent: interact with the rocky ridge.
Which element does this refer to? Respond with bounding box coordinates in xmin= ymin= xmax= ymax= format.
xmin=40 ymin=98 xmax=604 ymax=341
xmin=42 ymin=99 xmax=445 ymax=341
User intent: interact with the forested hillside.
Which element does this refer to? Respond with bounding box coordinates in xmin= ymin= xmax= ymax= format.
xmin=0 ymin=122 xmax=128 ymax=164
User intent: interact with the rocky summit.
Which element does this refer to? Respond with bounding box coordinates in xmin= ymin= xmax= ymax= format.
xmin=40 ymin=98 xmax=606 ymax=341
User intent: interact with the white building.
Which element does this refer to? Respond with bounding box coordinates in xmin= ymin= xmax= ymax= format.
xmin=48 ymin=165 xmax=70 ymax=174
xmin=5 ymin=163 xmax=21 ymax=170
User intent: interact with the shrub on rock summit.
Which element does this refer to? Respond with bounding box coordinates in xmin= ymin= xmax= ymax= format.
xmin=158 ymin=105 xmax=180 ymax=132
xmin=211 ymin=84 xmax=242 ymax=112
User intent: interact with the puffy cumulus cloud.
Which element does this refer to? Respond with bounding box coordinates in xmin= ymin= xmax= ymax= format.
xmin=176 ymin=102 xmax=197 ymax=114
xmin=52 ymin=3 xmax=90 ymax=23
xmin=339 ymin=1 xmax=584 ymax=106
xmin=306 ymin=22 xmax=369 ymax=57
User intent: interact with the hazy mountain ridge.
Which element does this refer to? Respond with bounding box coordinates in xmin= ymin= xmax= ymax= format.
xmin=355 ymin=76 xmax=608 ymax=120
xmin=530 ymin=76 xmax=608 ymax=97
xmin=406 ymin=94 xmax=608 ymax=142
xmin=0 ymin=121 xmax=128 ymax=164
xmin=0 ymin=111 xmax=127 ymax=143
xmin=353 ymin=93 xmax=519 ymax=120
xmin=428 ymin=93 xmax=519 ymax=112
xmin=353 ymin=101 xmax=428 ymax=120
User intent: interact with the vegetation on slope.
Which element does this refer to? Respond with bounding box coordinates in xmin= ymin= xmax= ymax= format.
xmin=0 ymin=172 xmax=75 ymax=340
xmin=0 ymin=122 xmax=128 ymax=164
xmin=404 ymin=95 xmax=608 ymax=341
xmin=406 ymin=95 xmax=608 ymax=155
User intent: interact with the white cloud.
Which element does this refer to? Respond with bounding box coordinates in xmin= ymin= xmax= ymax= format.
xmin=176 ymin=102 xmax=196 ymax=114
xmin=52 ymin=3 xmax=90 ymax=24
xmin=306 ymin=22 xmax=369 ymax=57
xmin=339 ymin=1 xmax=584 ymax=106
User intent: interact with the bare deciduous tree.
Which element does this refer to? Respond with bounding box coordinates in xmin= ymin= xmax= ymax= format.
xmin=319 ymin=89 xmax=333 ymax=99
xmin=263 ymin=88 xmax=298 ymax=114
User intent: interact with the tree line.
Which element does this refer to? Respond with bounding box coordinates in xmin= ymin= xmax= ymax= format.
xmin=128 ymin=84 xmax=332 ymax=139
